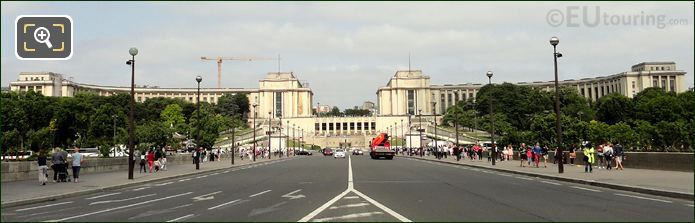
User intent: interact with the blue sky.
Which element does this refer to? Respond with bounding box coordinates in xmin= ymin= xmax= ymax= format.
xmin=2 ymin=2 xmax=693 ymax=109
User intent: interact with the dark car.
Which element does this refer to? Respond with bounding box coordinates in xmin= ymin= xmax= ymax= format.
xmin=297 ymin=150 xmax=313 ymax=156
xmin=352 ymin=149 xmax=364 ymax=155
xmin=323 ymin=148 xmax=333 ymax=156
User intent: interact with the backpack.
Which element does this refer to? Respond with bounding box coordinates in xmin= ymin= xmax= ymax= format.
xmin=541 ymin=147 xmax=548 ymax=155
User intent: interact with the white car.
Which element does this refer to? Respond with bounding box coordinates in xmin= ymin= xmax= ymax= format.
xmin=334 ymin=149 xmax=346 ymax=158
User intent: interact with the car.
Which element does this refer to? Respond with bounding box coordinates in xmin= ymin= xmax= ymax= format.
xmin=352 ymin=149 xmax=363 ymax=155
xmin=322 ymin=148 xmax=333 ymax=156
xmin=297 ymin=150 xmax=313 ymax=156
xmin=334 ymin=149 xmax=346 ymax=158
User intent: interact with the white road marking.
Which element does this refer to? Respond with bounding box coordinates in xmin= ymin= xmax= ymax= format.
xmin=571 ymin=186 xmax=602 ymax=192
xmin=209 ymin=172 xmax=220 ymax=176
xmin=155 ymin=182 xmax=174 ymax=186
xmin=208 ymin=199 xmax=241 ymax=210
xmin=685 ymin=204 xmax=694 ymax=207
xmin=15 ymin=201 xmax=73 ymax=212
xmin=85 ymin=192 xmax=121 ymax=200
xmin=343 ymin=196 xmax=360 ymax=199
xmin=195 ymin=175 xmax=209 ymax=179
xmin=46 ymin=192 xmax=193 ymax=222
xmin=352 ymin=189 xmax=411 ymax=222
xmin=281 ymin=189 xmax=306 ymax=200
xmin=223 ymin=170 xmax=230 ymax=173
xmin=515 ymin=176 xmax=534 ymax=181
xmin=90 ymin=194 xmax=156 ymax=205
xmin=171 ymin=204 xmax=192 ymax=210
xmin=299 ymin=156 xmax=411 ymax=222
xmin=312 ymin=211 xmax=384 ymax=222
xmin=249 ymin=190 xmax=272 ymax=197
xmin=166 ymin=214 xmax=194 ymax=222
xmin=497 ymin=173 xmax=512 ymax=177
xmin=328 ymin=202 xmax=369 ymax=209
xmin=132 ymin=186 xmax=150 ymax=191
xmin=178 ymin=178 xmax=191 ymax=182
xmin=614 ymin=193 xmax=673 ymax=203
xmin=192 ymin=191 xmax=222 ymax=202
xmin=540 ymin=181 xmax=562 ymax=186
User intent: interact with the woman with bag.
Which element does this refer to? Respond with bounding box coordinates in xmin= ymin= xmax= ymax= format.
xmin=37 ymin=150 xmax=48 ymax=186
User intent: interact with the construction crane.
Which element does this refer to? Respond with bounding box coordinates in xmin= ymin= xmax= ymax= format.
xmin=200 ymin=56 xmax=276 ymax=88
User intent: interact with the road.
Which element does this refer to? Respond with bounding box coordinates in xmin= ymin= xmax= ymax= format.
xmin=1 ymin=155 xmax=692 ymax=222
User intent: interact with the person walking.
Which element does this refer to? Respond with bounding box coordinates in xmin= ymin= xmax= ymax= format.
xmin=569 ymin=145 xmax=577 ymax=166
xmin=160 ymin=149 xmax=167 ymax=171
xmin=583 ymin=143 xmax=596 ymax=173
xmin=532 ymin=143 xmax=542 ymax=168
xmin=146 ymin=149 xmax=155 ymax=173
xmin=614 ymin=143 xmax=624 ymax=170
xmin=596 ymin=144 xmax=605 ymax=169
xmin=37 ymin=150 xmax=48 ymax=186
xmin=50 ymin=148 xmax=66 ymax=182
xmin=194 ymin=147 xmax=202 ymax=170
xmin=139 ymin=151 xmax=147 ymax=173
xmin=604 ymin=143 xmax=614 ymax=170
xmin=519 ymin=143 xmax=527 ymax=167
xmin=541 ymin=145 xmax=548 ymax=168
xmin=71 ymin=146 xmax=84 ymax=183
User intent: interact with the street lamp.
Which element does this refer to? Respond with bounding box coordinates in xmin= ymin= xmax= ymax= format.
xmin=487 ymin=70 xmax=496 ymax=166
xmin=394 ymin=122 xmax=398 ymax=148
xmin=292 ymin=124 xmax=296 ymax=155
xmin=112 ymin=114 xmax=117 ymax=157
xmin=431 ymin=101 xmax=438 ymax=159
xmin=126 ymin=47 xmax=137 ymax=180
xmin=550 ymin=36 xmax=564 ymax=174
xmin=268 ymin=111 xmax=272 ymax=159
xmin=195 ymin=75 xmax=202 ymax=170
xmin=252 ymin=103 xmax=258 ymax=162
xmin=286 ymin=120 xmax=289 ymax=157
xmin=418 ymin=109 xmax=423 ymax=157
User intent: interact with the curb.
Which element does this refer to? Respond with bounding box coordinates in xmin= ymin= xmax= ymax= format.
xmin=402 ymin=156 xmax=694 ymax=200
xmin=1 ymin=157 xmax=299 ymax=208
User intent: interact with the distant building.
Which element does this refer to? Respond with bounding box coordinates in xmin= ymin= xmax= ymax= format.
xmin=315 ymin=105 xmax=331 ymax=113
xmin=361 ymin=101 xmax=375 ymax=110
xmin=377 ymin=62 xmax=687 ymax=116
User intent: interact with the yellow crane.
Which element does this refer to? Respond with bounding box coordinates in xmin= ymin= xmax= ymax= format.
xmin=200 ymin=56 xmax=276 ymax=88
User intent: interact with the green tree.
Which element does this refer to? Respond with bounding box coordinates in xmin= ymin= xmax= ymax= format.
xmin=161 ymin=104 xmax=186 ymax=131
xmin=586 ymin=120 xmax=610 ymax=145
xmin=215 ymin=93 xmax=250 ymax=118
xmin=595 ymin=93 xmax=633 ymax=125
xmin=607 ymin=122 xmax=637 ymax=150
xmin=327 ymin=106 xmax=342 ymax=116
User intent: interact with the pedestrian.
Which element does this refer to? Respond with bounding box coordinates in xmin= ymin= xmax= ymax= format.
xmin=614 ymin=143 xmax=624 ymax=170
xmin=50 ymin=148 xmax=66 ymax=182
xmin=37 ymin=150 xmax=48 ymax=186
xmin=139 ymin=151 xmax=147 ymax=173
xmin=71 ymin=146 xmax=84 ymax=183
xmin=604 ymin=143 xmax=614 ymax=170
xmin=541 ymin=145 xmax=548 ymax=168
xmin=519 ymin=143 xmax=527 ymax=167
xmin=146 ymin=149 xmax=155 ymax=173
xmin=569 ymin=145 xmax=577 ymax=166
xmin=596 ymin=144 xmax=605 ymax=169
xmin=161 ymin=149 xmax=167 ymax=171
xmin=583 ymin=143 xmax=595 ymax=173
xmin=532 ymin=143 xmax=542 ymax=168
xmin=194 ymin=147 xmax=202 ymax=170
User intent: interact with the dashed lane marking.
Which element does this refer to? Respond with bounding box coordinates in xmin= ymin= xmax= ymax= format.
xmin=132 ymin=186 xmax=150 ymax=191
xmin=685 ymin=204 xmax=694 ymax=207
xmin=515 ymin=176 xmax=534 ymax=181
xmin=249 ymin=190 xmax=272 ymax=197
xmin=85 ymin=193 xmax=121 ymax=200
xmin=208 ymin=199 xmax=241 ymax=210
xmin=90 ymin=194 xmax=157 ymax=205
xmin=614 ymin=193 xmax=673 ymax=203
xmin=166 ymin=214 xmax=194 ymax=222
xmin=178 ymin=178 xmax=191 ymax=182
xmin=343 ymin=196 xmax=360 ymax=199
xmin=540 ymin=181 xmax=562 ymax=186
xmin=46 ymin=192 xmax=193 ymax=222
xmin=15 ymin=201 xmax=73 ymax=212
xmin=571 ymin=186 xmax=602 ymax=192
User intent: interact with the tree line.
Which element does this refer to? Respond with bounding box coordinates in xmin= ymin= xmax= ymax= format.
xmin=1 ymin=91 xmax=249 ymax=157
xmin=443 ymin=84 xmax=693 ymax=152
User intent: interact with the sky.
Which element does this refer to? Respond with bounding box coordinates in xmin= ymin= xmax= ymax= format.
xmin=1 ymin=2 xmax=693 ymax=109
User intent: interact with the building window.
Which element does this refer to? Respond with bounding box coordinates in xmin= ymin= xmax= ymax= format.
xmin=407 ymin=90 xmax=415 ymax=115
xmin=350 ymin=122 xmax=355 ymax=130
xmin=440 ymin=94 xmax=446 ymax=112
xmin=594 ymin=87 xmax=598 ymax=99
xmin=454 ymin=93 xmax=459 ymax=103
xmin=274 ymin=92 xmax=282 ymax=117
xmin=661 ymin=78 xmax=667 ymax=91
xmin=315 ymin=123 xmax=320 ymax=131
xmin=469 ymin=92 xmax=473 ymax=99
xmin=321 ymin=123 xmax=327 ymax=131
xmin=447 ymin=93 xmax=452 ymax=107
xmin=137 ymin=97 xmax=142 ymax=102
xmin=328 ymin=123 xmax=334 ymax=131
xmin=601 ymin=86 xmax=604 ymax=96
xmin=356 ymin=122 xmax=362 ymax=130
xmin=371 ymin=122 xmax=376 ymax=130
xmin=669 ymin=78 xmax=675 ymax=92
xmin=653 ymin=79 xmax=658 ymax=87
xmin=342 ymin=122 xmax=348 ymax=130
xmin=580 ymin=88 xmax=585 ymax=97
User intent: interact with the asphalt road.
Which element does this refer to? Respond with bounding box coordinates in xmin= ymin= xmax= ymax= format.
xmin=1 ymin=155 xmax=693 ymax=222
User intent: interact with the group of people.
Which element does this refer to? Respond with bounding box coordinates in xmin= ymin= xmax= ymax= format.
xmin=36 ymin=147 xmax=84 ymax=185
xmin=138 ymin=148 xmax=167 ymax=173
xmin=580 ymin=142 xmax=625 ymax=173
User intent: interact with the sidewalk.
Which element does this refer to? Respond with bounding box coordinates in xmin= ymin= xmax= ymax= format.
xmin=1 ymin=154 xmax=295 ymax=208
xmin=403 ymin=155 xmax=693 ymax=199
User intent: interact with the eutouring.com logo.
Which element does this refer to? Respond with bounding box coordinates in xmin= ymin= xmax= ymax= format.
xmin=546 ymin=6 xmax=688 ymax=29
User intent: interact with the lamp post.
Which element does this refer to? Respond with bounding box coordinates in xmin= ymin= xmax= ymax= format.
xmin=292 ymin=124 xmax=296 ymax=154
xmin=268 ymin=112 xmax=272 ymax=159
xmin=550 ymin=36 xmax=564 ymax=174
xmin=400 ymin=119 xmax=403 ymax=148
xmin=252 ymin=104 xmax=258 ymax=162
xmin=418 ymin=109 xmax=423 ymax=157
xmin=286 ymin=120 xmax=289 ymax=157
xmin=408 ymin=115 xmax=412 ymax=154
xmin=487 ymin=70 xmax=496 ymax=166
xmin=431 ymin=101 xmax=438 ymax=158
xmin=112 ymin=115 xmax=117 ymax=157
xmin=195 ymin=75 xmax=202 ymax=170
xmin=279 ymin=117 xmax=282 ymax=158
xmin=126 ymin=47 xmax=137 ymax=180
xmin=394 ymin=122 xmax=398 ymax=148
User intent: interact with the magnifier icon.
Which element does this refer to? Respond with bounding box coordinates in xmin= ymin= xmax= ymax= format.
xmin=33 ymin=27 xmax=53 ymax=48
